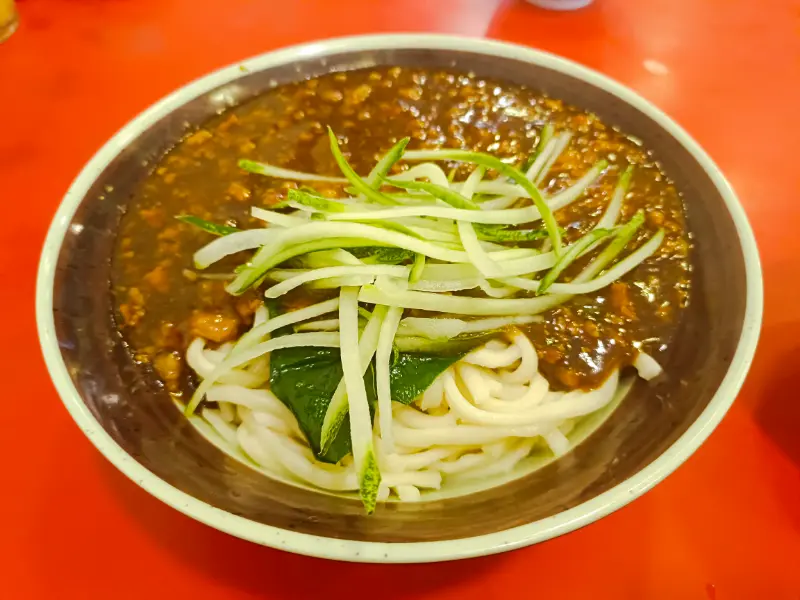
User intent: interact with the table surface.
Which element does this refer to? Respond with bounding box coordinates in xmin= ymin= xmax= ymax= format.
xmin=2 ymin=0 xmax=798 ymax=597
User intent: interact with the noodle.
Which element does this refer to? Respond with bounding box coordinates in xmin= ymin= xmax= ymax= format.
xmin=187 ymin=322 xmax=648 ymax=502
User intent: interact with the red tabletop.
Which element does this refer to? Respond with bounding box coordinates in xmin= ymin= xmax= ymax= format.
xmin=2 ymin=0 xmax=798 ymax=597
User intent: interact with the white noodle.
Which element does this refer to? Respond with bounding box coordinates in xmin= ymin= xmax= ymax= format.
xmin=202 ymin=408 xmax=239 ymax=446
xmin=217 ymin=401 xmax=236 ymax=424
xmin=634 ymin=351 xmax=663 ymax=380
xmin=543 ymin=429 xmax=571 ymax=457
xmin=395 ymin=485 xmax=422 ymax=502
xmin=464 ymin=342 xmax=522 ymax=368
xmin=188 ymin=316 xmax=659 ymax=502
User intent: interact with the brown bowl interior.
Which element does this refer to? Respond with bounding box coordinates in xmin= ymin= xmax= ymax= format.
xmin=51 ymin=48 xmax=747 ymax=542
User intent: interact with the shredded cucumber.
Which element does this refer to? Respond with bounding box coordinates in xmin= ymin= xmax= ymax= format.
xmin=385 ymin=178 xmax=479 ymax=210
xmin=176 ymin=215 xmax=239 ymax=236
xmin=402 ymin=149 xmax=563 ymax=254
xmin=537 ymin=228 xmax=614 ymax=295
xmin=239 ymin=158 xmax=347 ymax=183
xmin=409 ymin=253 xmax=426 ymax=284
xmin=318 ymin=304 xmax=387 ymax=456
xmin=376 ymin=306 xmax=404 ymax=453
xmin=366 ymin=138 xmax=410 ymax=188
xmin=328 ymin=128 xmax=397 ymax=206
xmin=521 ymin=122 xmax=554 ymax=175
xmin=359 ymin=285 xmax=567 ymax=316
xmin=337 ymin=288 xmax=382 ymax=513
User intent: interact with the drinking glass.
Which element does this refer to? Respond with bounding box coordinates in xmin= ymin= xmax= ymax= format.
xmin=0 ymin=0 xmax=18 ymax=44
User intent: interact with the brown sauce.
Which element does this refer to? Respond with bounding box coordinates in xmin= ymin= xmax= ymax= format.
xmin=111 ymin=66 xmax=692 ymax=394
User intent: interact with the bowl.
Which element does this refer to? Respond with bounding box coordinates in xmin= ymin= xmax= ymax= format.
xmin=36 ymin=34 xmax=762 ymax=563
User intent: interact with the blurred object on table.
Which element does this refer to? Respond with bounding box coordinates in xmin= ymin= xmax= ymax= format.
xmin=0 ymin=0 xmax=17 ymax=43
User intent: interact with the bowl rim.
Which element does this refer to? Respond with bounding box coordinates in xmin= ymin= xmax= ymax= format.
xmin=36 ymin=33 xmax=763 ymax=563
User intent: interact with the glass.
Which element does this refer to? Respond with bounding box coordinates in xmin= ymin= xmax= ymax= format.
xmin=0 ymin=0 xmax=18 ymax=43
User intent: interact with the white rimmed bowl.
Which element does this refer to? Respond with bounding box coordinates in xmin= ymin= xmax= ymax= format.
xmin=37 ymin=34 xmax=762 ymax=563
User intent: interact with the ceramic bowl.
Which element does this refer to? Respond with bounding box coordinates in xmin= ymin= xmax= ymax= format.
xmin=37 ymin=34 xmax=762 ymax=563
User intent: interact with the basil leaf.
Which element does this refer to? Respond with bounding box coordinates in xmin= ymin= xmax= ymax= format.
xmin=266 ymin=298 xmax=465 ymax=464
xmin=269 ymin=346 xmax=377 ymax=464
xmin=388 ymin=352 xmax=464 ymax=405
xmin=269 ymin=347 xmax=463 ymax=463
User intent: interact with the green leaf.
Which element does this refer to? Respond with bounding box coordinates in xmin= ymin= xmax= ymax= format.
xmin=388 ymin=351 xmax=465 ymax=405
xmin=266 ymin=299 xmax=366 ymax=464
xmin=269 ymin=345 xmax=378 ymax=464
xmin=269 ymin=345 xmax=463 ymax=462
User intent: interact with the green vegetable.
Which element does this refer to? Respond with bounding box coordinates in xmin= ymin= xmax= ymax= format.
xmin=293 ymin=248 xmax=363 ymax=268
xmin=185 ymin=331 xmax=340 ymax=415
xmin=176 ymin=215 xmax=239 ymax=236
xmin=521 ymin=123 xmax=554 ymax=173
xmin=349 ymin=246 xmax=415 ymax=264
xmin=338 ymin=287 xmax=381 ymax=512
xmin=387 ymin=352 xmax=464 ymax=404
xmin=285 ymin=189 xmax=351 ymax=212
xmin=409 ymin=253 xmax=426 ymax=284
xmin=359 ymin=284 xmax=567 ymax=316
xmin=393 ymin=334 xmax=492 ymax=354
xmin=344 ymin=188 xmax=426 ymax=200
xmin=328 ymin=128 xmax=398 ymax=206
xmin=365 ymin=138 xmax=411 ymax=188
xmin=376 ymin=307 xmax=403 ymax=452
xmin=535 ymin=132 xmax=571 ymax=186
xmin=270 ymin=345 xmax=375 ymax=463
xmin=238 ymin=159 xmax=347 ymax=183
xmin=402 ymin=149 xmax=563 ymax=254
xmin=228 ymin=236 xmax=391 ymax=294
xmin=383 ymin=177 xmax=479 ymax=210
xmin=349 ymin=219 xmax=423 ymax=240
xmin=269 ymin=346 xmax=463 ymax=463
xmin=397 ymin=315 xmax=539 ymax=340
xmin=358 ymin=452 xmax=381 ymax=514
xmin=229 ymin=218 xmax=468 ymax=294
xmin=595 ymin=166 xmax=634 ymax=230
xmin=458 ymin=220 xmax=502 ymax=277
xmin=264 ymin=265 xmax=408 ymax=299
xmin=319 ymin=303 xmax=387 ymax=457
xmin=475 ymin=224 xmax=550 ymax=243
xmin=578 ymin=210 xmax=646 ymax=282
xmin=537 ymin=228 xmax=614 ymax=295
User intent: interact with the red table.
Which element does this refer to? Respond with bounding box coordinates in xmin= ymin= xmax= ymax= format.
xmin=2 ymin=0 xmax=798 ymax=597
